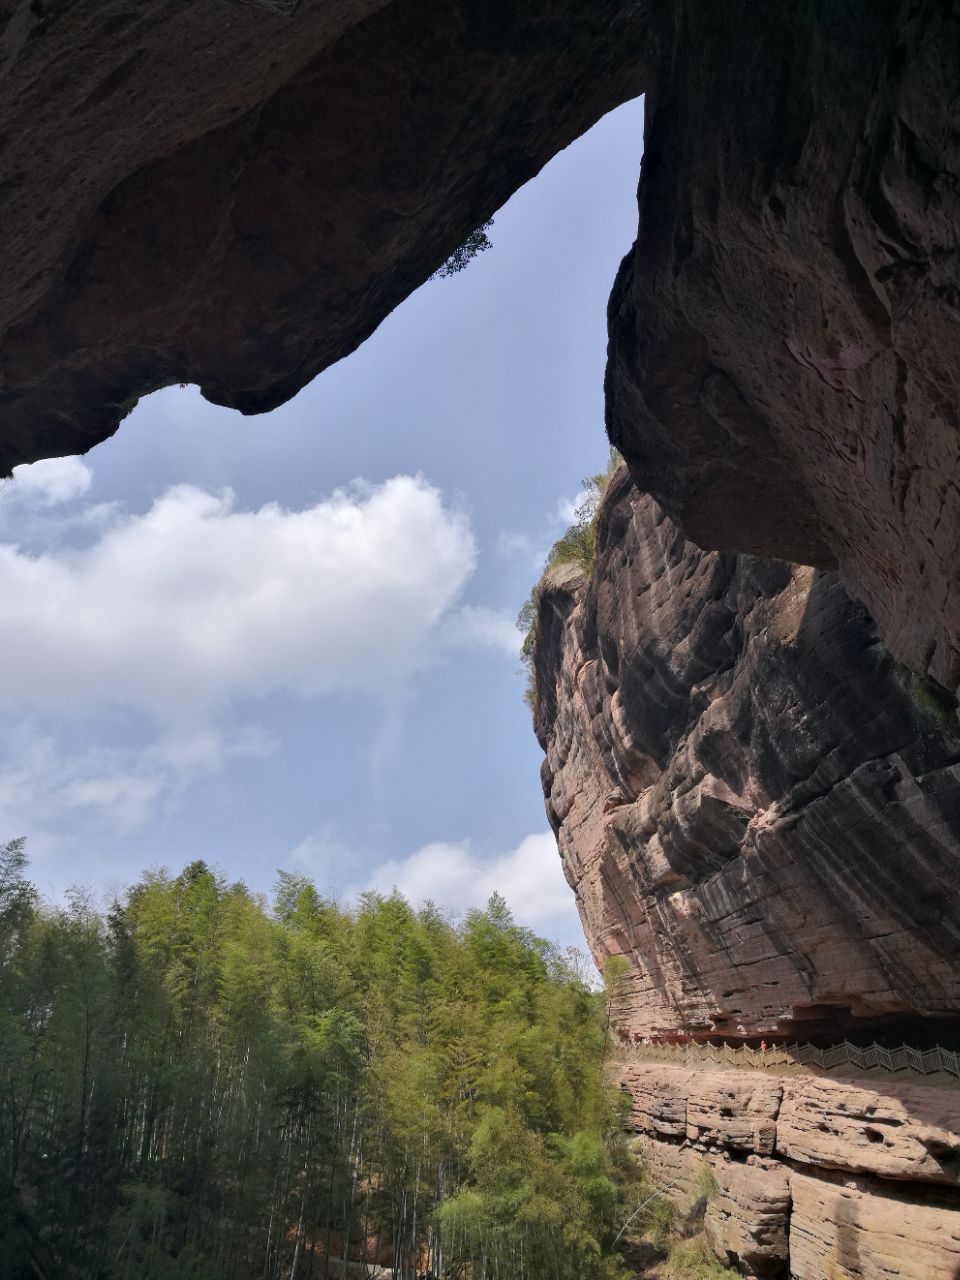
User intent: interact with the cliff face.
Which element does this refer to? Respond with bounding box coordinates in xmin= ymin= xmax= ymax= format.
xmin=608 ymin=1 xmax=960 ymax=692
xmin=619 ymin=1060 xmax=960 ymax=1279
xmin=533 ymin=468 xmax=960 ymax=1274
xmin=534 ymin=468 xmax=960 ymax=1041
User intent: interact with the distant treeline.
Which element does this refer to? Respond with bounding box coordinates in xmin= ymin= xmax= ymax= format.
xmin=0 ymin=839 xmax=636 ymax=1280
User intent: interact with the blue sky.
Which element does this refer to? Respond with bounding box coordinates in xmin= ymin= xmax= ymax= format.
xmin=0 ymin=96 xmax=644 ymax=949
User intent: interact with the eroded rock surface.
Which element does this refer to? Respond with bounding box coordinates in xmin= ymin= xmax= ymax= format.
xmin=534 ymin=468 xmax=960 ymax=1039
xmin=608 ymin=1 xmax=960 ymax=690
xmin=788 ymin=1169 xmax=960 ymax=1280
xmin=0 ymin=0 xmax=648 ymax=469
xmin=778 ymin=1076 xmax=960 ymax=1186
xmin=706 ymin=1159 xmax=790 ymax=1280
xmin=686 ymin=1073 xmax=781 ymax=1157
xmin=624 ymin=1062 xmax=960 ymax=1279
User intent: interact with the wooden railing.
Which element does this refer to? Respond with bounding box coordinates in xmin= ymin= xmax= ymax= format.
xmin=620 ymin=1038 xmax=960 ymax=1079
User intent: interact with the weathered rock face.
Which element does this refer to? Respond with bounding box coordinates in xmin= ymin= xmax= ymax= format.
xmin=622 ymin=1062 xmax=960 ymax=1279
xmin=537 ymin=470 xmax=960 ymax=1271
xmin=534 ymin=468 xmax=960 ymax=1041
xmin=607 ymin=0 xmax=960 ymax=691
xmin=0 ymin=0 xmax=648 ymax=470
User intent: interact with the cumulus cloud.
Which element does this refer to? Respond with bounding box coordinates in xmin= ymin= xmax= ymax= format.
xmin=4 ymin=456 xmax=94 ymax=506
xmin=361 ymin=831 xmax=583 ymax=937
xmin=438 ymin=605 xmax=520 ymax=656
xmin=0 ymin=725 xmax=273 ymax=839
xmin=0 ymin=476 xmax=476 ymax=719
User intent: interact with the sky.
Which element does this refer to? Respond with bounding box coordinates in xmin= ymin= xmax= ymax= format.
xmin=0 ymin=96 xmax=645 ymax=949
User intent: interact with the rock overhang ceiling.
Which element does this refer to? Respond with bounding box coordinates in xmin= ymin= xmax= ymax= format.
xmin=0 ymin=0 xmax=648 ymax=464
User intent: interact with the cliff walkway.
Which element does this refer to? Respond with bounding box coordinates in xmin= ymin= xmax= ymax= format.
xmin=620 ymin=1038 xmax=960 ymax=1079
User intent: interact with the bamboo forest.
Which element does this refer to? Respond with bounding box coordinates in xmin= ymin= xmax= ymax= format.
xmin=0 ymin=838 xmax=660 ymax=1280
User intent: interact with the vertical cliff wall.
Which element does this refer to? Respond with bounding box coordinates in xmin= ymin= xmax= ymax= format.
xmin=534 ymin=467 xmax=960 ymax=1041
xmin=531 ymin=467 xmax=960 ymax=1274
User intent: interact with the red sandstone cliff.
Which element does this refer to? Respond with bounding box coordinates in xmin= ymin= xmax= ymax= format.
xmin=531 ymin=468 xmax=960 ymax=1275
xmin=534 ymin=467 xmax=960 ymax=1042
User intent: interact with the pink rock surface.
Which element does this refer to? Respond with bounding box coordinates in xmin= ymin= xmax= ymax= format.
xmin=686 ymin=1074 xmax=782 ymax=1157
xmin=625 ymin=1064 xmax=960 ymax=1277
xmin=630 ymin=1135 xmax=790 ymax=1279
xmin=618 ymin=1063 xmax=694 ymax=1140
xmin=628 ymin=1134 xmax=706 ymax=1206
xmin=778 ymin=1076 xmax=960 ymax=1186
xmin=789 ymin=1169 xmax=960 ymax=1280
xmin=534 ymin=469 xmax=960 ymax=1040
xmin=704 ymin=1159 xmax=790 ymax=1279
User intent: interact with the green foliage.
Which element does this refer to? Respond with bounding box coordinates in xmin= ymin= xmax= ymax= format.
xmin=517 ymin=449 xmax=623 ymax=711
xmin=896 ymin=663 xmax=959 ymax=733
xmin=0 ymin=837 xmax=35 ymax=948
xmin=694 ymin=1163 xmax=720 ymax=1204
xmin=611 ymin=1155 xmax=739 ymax=1280
xmin=661 ymin=1235 xmax=741 ymax=1279
xmin=0 ymin=852 xmax=635 ymax=1280
xmin=431 ymin=218 xmax=494 ymax=279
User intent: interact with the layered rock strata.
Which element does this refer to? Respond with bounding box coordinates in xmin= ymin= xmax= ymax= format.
xmin=533 ymin=469 xmax=960 ymax=1273
xmin=533 ymin=468 xmax=960 ymax=1041
xmin=621 ymin=1061 xmax=960 ymax=1279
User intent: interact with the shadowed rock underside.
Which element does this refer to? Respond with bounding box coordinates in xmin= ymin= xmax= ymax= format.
xmin=607 ymin=0 xmax=960 ymax=692
xmin=0 ymin=0 xmax=648 ymax=469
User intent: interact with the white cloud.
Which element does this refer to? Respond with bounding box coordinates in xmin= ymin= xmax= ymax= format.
xmin=4 ymin=457 xmax=93 ymax=506
xmin=553 ymin=486 xmax=591 ymax=528
xmin=0 ymin=475 xmax=476 ymax=719
xmin=59 ymin=772 xmax=165 ymax=836
xmin=438 ymin=605 xmax=521 ymax=656
xmin=0 ymin=724 xmax=277 ymax=839
xmin=497 ymin=480 xmax=595 ymax=574
xmin=361 ymin=831 xmax=582 ymax=936
xmin=145 ymin=724 xmax=275 ymax=777
xmin=288 ymin=824 xmax=358 ymax=884
xmin=0 ymin=732 xmax=162 ymax=838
